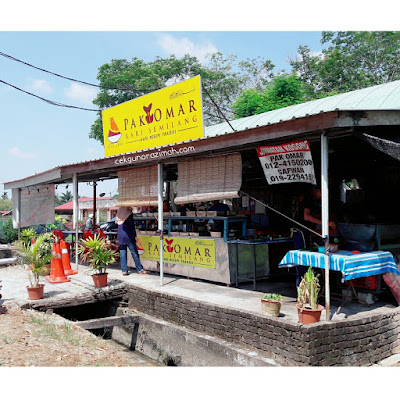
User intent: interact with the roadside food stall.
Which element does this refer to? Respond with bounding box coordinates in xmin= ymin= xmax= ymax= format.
xmin=115 ymin=150 xmax=302 ymax=287
xmin=6 ymin=79 xmax=400 ymax=319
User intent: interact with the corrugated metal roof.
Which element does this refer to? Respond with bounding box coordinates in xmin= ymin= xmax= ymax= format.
xmin=204 ymin=79 xmax=400 ymax=138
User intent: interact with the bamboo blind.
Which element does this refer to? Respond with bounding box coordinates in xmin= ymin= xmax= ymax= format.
xmin=117 ymin=165 xmax=159 ymax=206
xmin=174 ymin=153 xmax=242 ymax=204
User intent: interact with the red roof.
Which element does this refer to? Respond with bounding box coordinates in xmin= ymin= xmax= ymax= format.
xmin=55 ymin=197 xmax=114 ymax=211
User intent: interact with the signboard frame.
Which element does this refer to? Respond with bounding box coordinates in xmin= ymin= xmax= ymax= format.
xmin=257 ymin=140 xmax=317 ymax=185
xmin=102 ymin=75 xmax=204 ymax=157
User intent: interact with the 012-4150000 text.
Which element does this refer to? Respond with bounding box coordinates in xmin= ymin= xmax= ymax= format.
xmin=269 ymin=173 xmax=315 ymax=183
xmin=264 ymin=159 xmax=313 ymax=169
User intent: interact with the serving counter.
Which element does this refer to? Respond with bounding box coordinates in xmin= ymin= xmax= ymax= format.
xmin=130 ymin=235 xmax=228 ymax=283
xmin=128 ymin=227 xmax=293 ymax=285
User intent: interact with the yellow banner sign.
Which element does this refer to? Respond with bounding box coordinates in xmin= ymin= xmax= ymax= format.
xmin=102 ymin=76 xmax=204 ymax=157
xmin=137 ymin=235 xmax=216 ymax=269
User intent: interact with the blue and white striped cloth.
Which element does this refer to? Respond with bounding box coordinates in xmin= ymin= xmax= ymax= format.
xmin=279 ymin=250 xmax=399 ymax=281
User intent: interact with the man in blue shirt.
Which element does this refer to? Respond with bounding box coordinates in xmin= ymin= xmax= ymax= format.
xmin=116 ymin=206 xmax=150 ymax=276
xmin=210 ymin=200 xmax=230 ymax=212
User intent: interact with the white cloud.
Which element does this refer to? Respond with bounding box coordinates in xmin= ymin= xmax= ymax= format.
xmin=29 ymin=79 xmax=53 ymax=94
xmin=9 ymin=146 xmax=36 ymax=160
xmin=157 ymin=34 xmax=218 ymax=62
xmin=310 ymin=51 xmax=324 ymax=59
xmin=295 ymin=50 xmax=324 ymax=62
xmin=64 ymin=83 xmax=98 ymax=106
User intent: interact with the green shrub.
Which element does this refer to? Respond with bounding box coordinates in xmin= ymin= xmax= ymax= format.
xmin=20 ymin=228 xmax=37 ymax=248
xmin=46 ymin=215 xmax=67 ymax=230
xmin=0 ymin=217 xmax=18 ymax=244
xmin=263 ymin=293 xmax=282 ymax=301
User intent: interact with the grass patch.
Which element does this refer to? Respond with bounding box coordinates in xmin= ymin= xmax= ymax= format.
xmin=28 ymin=314 xmax=81 ymax=346
xmin=1 ymin=336 xmax=13 ymax=344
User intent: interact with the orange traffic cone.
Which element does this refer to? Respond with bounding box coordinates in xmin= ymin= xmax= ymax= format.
xmin=60 ymin=240 xmax=78 ymax=275
xmin=46 ymin=242 xmax=71 ymax=284
xmin=46 ymin=242 xmax=58 ymax=280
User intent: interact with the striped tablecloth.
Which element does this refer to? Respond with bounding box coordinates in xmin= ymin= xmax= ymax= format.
xmin=279 ymin=250 xmax=399 ymax=281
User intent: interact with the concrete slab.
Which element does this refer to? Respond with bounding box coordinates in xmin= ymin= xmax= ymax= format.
xmin=377 ymin=353 xmax=400 ymax=367
xmin=1 ymin=262 xmax=398 ymax=323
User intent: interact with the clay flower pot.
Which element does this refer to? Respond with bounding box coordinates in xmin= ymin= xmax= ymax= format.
xmin=26 ymin=284 xmax=45 ymax=300
xmin=40 ymin=264 xmax=52 ymax=276
xmin=261 ymin=298 xmax=282 ymax=317
xmin=92 ymin=273 xmax=108 ymax=288
xmin=297 ymin=304 xmax=324 ymax=325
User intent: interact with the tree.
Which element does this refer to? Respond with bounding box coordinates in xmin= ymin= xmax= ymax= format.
xmin=0 ymin=198 xmax=12 ymax=211
xmin=232 ymin=74 xmax=308 ymax=119
xmin=290 ymin=31 xmax=400 ymax=96
xmin=55 ymin=190 xmax=73 ymax=207
xmin=89 ymin=53 xmax=275 ymax=144
xmin=231 ymin=88 xmax=268 ymax=118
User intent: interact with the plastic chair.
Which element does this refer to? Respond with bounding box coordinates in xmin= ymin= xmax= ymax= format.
xmin=52 ymin=229 xmax=65 ymax=241
xmin=82 ymin=229 xmax=94 ymax=240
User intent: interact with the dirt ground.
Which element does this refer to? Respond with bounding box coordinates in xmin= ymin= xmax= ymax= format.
xmin=0 ymin=303 xmax=158 ymax=367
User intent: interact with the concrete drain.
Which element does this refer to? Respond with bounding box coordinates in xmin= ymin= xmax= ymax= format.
xmin=48 ymin=299 xmax=170 ymax=366
xmin=45 ymin=299 xmax=278 ymax=367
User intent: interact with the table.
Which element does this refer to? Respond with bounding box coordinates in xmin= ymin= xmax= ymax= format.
xmin=62 ymin=230 xmax=82 ymax=238
xmin=279 ymin=250 xmax=399 ymax=282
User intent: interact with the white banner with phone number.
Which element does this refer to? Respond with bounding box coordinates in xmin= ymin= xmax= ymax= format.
xmin=257 ymin=140 xmax=316 ymax=185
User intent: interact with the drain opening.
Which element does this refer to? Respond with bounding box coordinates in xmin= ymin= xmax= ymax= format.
xmin=164 ymin=357 xmax=178 ymax=366
xmin=41 ymin=299 xmax=178 ymax=366
xmin=51 ymin=298 xmax=124 ymax=339
xmin=52 ymin=298 xmax=123 ymax=321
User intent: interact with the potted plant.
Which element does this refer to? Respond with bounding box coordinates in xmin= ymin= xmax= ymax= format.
xmin=19 ymin=230 xmax=54 ymax=275
xmin=37 ymin=232 xmax=54 ymax=275
xmin=14 ymin=233 xmax=53 ymax=300
xmin=78 ymin=234 xmax=117 ymax=287
xmin=261 ymin=293 xmax=282 ymax=317
xmin=296 ymin=267 xmax=324 ymax=324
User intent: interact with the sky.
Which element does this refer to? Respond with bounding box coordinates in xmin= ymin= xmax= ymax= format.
xmin=0 ymin=1 xmax=395 ymax=201
xmin=0 ymin=30 xmax=325 ymax=198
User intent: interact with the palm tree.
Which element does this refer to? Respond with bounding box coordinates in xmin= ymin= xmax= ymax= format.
xmin=55 ymin=190 xmax=76 ymax=206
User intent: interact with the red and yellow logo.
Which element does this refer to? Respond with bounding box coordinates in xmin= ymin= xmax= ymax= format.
xmin=107 ymin=117 xmax=122 ymax=143
xmin=136 ymin=236 xmax=145 ymax=255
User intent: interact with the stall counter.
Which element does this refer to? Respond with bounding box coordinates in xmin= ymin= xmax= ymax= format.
xmin=127 ymin=234 xmax=294 ymax=286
